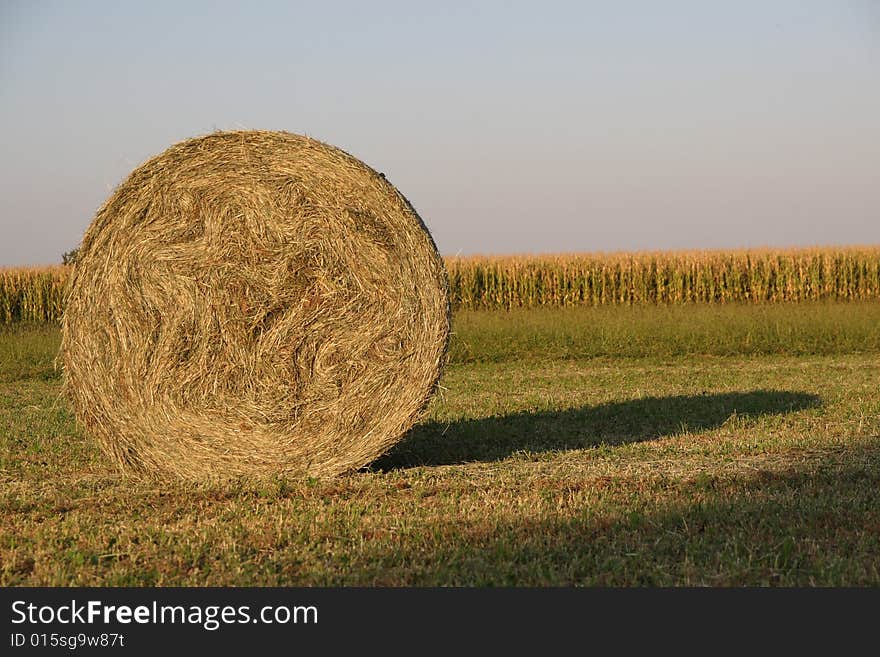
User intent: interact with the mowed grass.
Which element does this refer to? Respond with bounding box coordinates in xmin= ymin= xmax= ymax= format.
xmin=1 ymin=302 xmax=879 ymax=585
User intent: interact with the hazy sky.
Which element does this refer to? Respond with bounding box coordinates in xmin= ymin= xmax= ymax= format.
xmin=1 ymin=1 xmax=878 ymax=265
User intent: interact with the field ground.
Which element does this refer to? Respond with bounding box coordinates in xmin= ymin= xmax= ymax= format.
xmin=2 ymin=302 xmax=879 ymax=585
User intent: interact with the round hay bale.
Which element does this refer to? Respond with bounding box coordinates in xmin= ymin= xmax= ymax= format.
xmin=61 ymin=130 xmax=449 ymax=481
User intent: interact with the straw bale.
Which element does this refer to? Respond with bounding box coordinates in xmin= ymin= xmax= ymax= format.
xmin=61 ymin=130 xmax=449 ymax=480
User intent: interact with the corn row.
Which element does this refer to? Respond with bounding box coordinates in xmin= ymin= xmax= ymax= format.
xmin=3 ymin=247 xmax=880 ymax=322
xmin=446 ymin=247 xmax=880 ymax=310
xmin=0 ymin=267 xmax=69 ymax=324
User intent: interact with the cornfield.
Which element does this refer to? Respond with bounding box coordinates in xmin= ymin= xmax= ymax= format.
xmin=448 ymin=247 xmax=880 ymax=309
xmin=0 ymin=267 xmax=68 ymax=324
xmin=2 ymin=246 xmax=880 ymax=323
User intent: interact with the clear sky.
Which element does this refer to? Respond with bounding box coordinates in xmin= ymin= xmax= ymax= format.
xmin=1 ymin=1 xmax=878 ymax=265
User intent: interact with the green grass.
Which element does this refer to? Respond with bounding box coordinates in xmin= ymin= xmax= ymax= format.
xmin=2 ymin=302 xmax=879 ymax=585
xmin=5 ymin=301 xmax=880 ymax=377
xmin=0 ymin=324 xmax=61 ymax=383
xmin=450 ymin=301 xmax=880 ymax=362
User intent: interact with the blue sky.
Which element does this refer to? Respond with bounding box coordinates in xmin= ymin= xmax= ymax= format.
xmin=1 ymin=1 xmax=878 ymax=264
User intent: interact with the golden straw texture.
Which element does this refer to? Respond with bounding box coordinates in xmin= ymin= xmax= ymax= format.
xmin=61 ymin=130 xmax=449 ymax=481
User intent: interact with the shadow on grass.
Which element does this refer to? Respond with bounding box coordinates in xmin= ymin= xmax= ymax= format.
xmin=361 ymin=442 xmax=880 ymax=585
xmin=375 ymin=390 xmax=821 ymax=471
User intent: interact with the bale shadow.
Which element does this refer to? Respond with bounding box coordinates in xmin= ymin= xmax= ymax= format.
xmin=375 ymin=390 xmax=821 ymax=471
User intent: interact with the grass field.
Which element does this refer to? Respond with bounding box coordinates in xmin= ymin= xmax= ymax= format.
xmin=2 ymin=302 xmax=879 ymax=585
